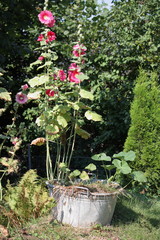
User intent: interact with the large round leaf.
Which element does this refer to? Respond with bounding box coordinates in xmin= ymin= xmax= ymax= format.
xmin=91 ymin=153 xmax=111 ymax=161
xmin=85 ymin=110 xmax=102 ymax=121
xmin=85 ymin=163 xmax=97 ymax=171
xmin=28 ymin=75 xmax=49 ymax=87
xmin=113 ymin=151 xmax=136 ymax=161
xmin=132 ymin=171 xmax=147 ymax=183
xmin=112 ymin=159 xmax=132 ymax=174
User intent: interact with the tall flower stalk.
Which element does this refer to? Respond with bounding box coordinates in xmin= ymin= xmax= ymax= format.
xmin=16 ymin=8 xmax=102 ymax=182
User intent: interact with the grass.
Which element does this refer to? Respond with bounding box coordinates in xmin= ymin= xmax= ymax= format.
xmin=1 ymin=193 xmax=160 ymax=240
xmin=112 ymin=193 xmax=160 ymax=240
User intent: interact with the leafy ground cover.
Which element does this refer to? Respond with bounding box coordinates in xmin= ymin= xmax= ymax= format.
xmin=1 ymin=193 xmax=159 ymax=240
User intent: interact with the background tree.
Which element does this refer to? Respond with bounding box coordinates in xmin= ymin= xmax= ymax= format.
xmin=89 ymin=0 xmax=160 ymax=154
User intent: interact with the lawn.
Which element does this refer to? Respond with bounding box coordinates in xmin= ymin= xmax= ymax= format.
xmin=4 ymin=193 xmax=160 ymax=240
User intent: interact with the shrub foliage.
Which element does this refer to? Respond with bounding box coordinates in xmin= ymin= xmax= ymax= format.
xmin=124 ymin=70 xmax=160 ymax=194
xmin=3 ymin=169 xmax=55 ymax=224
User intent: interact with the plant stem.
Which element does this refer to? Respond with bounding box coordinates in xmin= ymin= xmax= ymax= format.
xmin=0 ymin=171 xmax=7 ymax=201
xmin=46 ymin=134 xmax=53 ymax=181
xmin=43 ymin=0 xmax=49 ymax=10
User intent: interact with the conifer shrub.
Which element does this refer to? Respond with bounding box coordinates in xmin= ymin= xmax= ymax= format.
xmin=124 ymin=70 xmax=160 ymax=194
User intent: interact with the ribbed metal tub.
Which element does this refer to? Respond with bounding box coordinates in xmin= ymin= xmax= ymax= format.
xmin=51 ymin=186 xmax=119 ymax=227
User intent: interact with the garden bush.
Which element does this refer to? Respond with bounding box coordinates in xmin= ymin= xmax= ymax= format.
xmin=124 ymin=69 xmax=160 ymax=194
xmin=3 ymin=169 xmax=55 ymax=224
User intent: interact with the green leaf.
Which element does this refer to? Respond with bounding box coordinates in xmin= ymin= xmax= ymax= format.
xmin=124 ymin=151 xmax=136 ymax=161
xmin=113 ymin=152 xmax=125 ymax=159
xmin=132 ymin=171 xmax=147 ymax=183
xmin=112 ymin=159 xmax=132 ymax=174
xmin=69 ymin=170 xmax=81 ymax=179
xmin=76 ymin=127 xmax=90 ymax=139
xmin=28 ymin=75 xmax=49 ymax=87
xmin=121 ymin=162 xmax=132 ymax=174
xmin=27 ymin=91 xmax=41 ymax=100
xmin=70 ymin=101 xmax=90 ymax=110
xmin=46 ymin=125 xmax=59 ymax=134
xmin=85 ymin=163 xmax=97 ymax=171
xmin=80 ymin=171 xmax=89 ymax=180
xmin=92 ymin=153 xmax=111 ymax=161
xmin=79 ymin=89 xmax=94 ymax=101
xmin=35 ymin=115 xmax=45 ymax=127
xmin=76 ymin=73 xmax=89 ymax=81
xmin=59 ymin=162 xmax=66 ymax=168
xmin=71 ymin=102 xmax=80 ymax=110
xmin=54 ymin=105 xmax=70 ymax=114
xmin=112 ymin=159 xmax=121 ymax=169
xmin=30 ymin=60 xmax=42 ymax=68
xmin=59 ymin=162 xmax=70 ymax=172
xmin=0 ymin=88 xmax=11 ymax=101
xmin=57 ymin=115 xmax=68 ymax=128
xmin=85 ymin=110 xmax=102 ymax=121
xmin=0 ymin=134 xmax=9 ymax=140
xmin=52 ymin=54 xmax=58 ymax=61
xmin=101 ymin=164 xmax=115 ymax=171
xmin=77 ymin=102 xmax=90 ymax=109
xmin=72 ymin=170 xmax=81 ymax=177
xmin=113 ymin=151 xmax=136 ymax=161
xmin=37 ymin=61 xmax=53 ymax=70
xmin=41 ymin=53 xmax=51 ymax=58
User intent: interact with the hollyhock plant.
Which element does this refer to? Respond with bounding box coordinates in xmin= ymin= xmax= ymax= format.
xmin=17 ymin=9 xmax=102 ymax=182
xmin=15 ymin=92 xmax=28 ymax=104
xmin=38 ymin=10 xmax=55 ymax=27
xmin=72 ymin=44 xmax=86 ymax=57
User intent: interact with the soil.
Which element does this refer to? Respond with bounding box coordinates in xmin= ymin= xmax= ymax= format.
xmin=52 ymin=182 xmax=123 ymax=198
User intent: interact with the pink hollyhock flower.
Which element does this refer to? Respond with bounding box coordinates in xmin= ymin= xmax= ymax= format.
xmin=37 ymin=34 xmax=44 ymax=41
xmin=68 ymin=71 xmax=82 ymax=84
xmin=15 ymin=92 xmax=28 ymax=104
xmin=68 ymin=63 xmax=82 ymax=84
xmin=38 ymin=10 xmax=55 ymax=27
xmin=58 ymin=70 xmax=67 ymax=81
xmin=72 ymin=44 xmax=86 ymax=57
xmin=46 ymin=89 xmax=55 ymax=97
xmin=21 ymin=84 xmax=29 ymax=90
xmin=46 ymin=18 xmax=56 ymax=28
xmin=46 ymin=31 xmax=56 ymax=43
xmin=53 ymin=73 xmax=57 ymax=80
xmin=68 ymin=63 xmax=80 ymax=71
xmin=38 ymin=56 xmax=45 ymax=61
